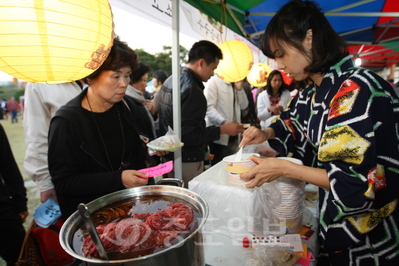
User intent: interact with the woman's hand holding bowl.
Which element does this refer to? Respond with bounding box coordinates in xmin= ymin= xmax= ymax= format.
xmin=240 ymin=157 xmax=290 ymax=188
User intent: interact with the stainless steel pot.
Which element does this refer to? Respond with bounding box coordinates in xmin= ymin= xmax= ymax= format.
xmin=59 ymin=185 xmax=209 ymax=266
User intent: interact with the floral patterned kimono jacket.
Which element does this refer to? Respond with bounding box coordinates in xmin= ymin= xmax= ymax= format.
xmin=269 ymin=55 xmax=399 ymax=265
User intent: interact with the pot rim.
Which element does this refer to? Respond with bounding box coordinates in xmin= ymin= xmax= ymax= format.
xmin=59 ymin=185 xmax=209 ymax=264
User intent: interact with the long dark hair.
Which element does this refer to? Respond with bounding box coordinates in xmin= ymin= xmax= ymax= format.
xmin=261 ymin=0 xmax=347 ymax=75
xmin=266 ymin=70 xmax=286 ymax=96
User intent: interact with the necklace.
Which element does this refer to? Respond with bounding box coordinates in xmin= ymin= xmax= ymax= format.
xmin=86 ymin=95 xmax=126 ymax=171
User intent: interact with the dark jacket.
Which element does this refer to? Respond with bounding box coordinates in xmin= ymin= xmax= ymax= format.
xmin=241 ymin=80 xmax=259 ymax=127
xmin=48 ymin=89 xmax=148 ymax=219
xmin=158 ymin=67 xmax=220 ymax=162
xmin=0 ymin=124 xmax=27 ymax=214
xmin=124 ymin=96 xmax=156 ymax=140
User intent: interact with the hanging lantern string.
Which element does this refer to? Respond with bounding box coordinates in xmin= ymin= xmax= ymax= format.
xmin=243 ymin=17 xmax=262 ymax=50
xmin=244 ymin=18 xmax=261 ymax=30
xmin=202 ymin=0 xmax=236 ymax=42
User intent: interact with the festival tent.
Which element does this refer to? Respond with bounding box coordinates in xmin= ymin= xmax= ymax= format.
xmin=109 ymin=0 xmax=399 ymax=178
xmin=349 ymin=42 xmax=399 ymax=69
xmin=109 ymin=0 xmax=270 ymax=179
xmin=184 ymin=0 xmax=399 ymax=69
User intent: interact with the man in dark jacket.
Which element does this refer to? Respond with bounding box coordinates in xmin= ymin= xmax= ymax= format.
xmin=158 ymin=40 xmax=243 ymax=187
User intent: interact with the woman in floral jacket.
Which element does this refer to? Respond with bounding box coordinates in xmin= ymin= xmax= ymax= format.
xmin=239 ymin=1 xmax=399 ymax=265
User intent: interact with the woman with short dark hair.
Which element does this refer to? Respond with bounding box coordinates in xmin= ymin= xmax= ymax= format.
xmin=240 ymin=1 xmax=399 ymax=265
xmin=130 ymin=62 xmax=152 ymax=100
xmin=152 ymin=70 xmax=168 ymax=93
xmin=126 ymin=62 xmax=157 ymax=140
xmin=49 ymin=37 xmax=151 ymax=220
xmin=151 ymin=69 xmax=169 ymax=137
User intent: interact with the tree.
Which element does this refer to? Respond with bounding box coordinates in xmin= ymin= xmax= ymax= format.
xmin=135 ymin=45 xmax=189 ymax=79
xmin=160 ymin=45 xmax=189 ymax=68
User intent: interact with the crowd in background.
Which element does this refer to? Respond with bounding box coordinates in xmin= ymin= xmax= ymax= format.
xmin=0 ymin=97 xmax=24 ymax=123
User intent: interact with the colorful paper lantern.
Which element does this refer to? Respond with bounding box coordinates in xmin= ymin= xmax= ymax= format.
xmin=247 ymin=63 xmax=272 ymax=87
xmin=0 ymin=0 xmax=114 ymax=84
xmin=215 ymin=40 xmax=253 ymax=83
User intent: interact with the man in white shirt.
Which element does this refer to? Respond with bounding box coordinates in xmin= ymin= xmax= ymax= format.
xmin=204 ymin=75 xmax=248 ymax=165
xmin=23 ymin=81 xmax=84 ymax=203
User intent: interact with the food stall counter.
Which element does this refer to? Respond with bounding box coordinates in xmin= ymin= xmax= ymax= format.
xmin=189 ymin=159 xmax=319 ymax=266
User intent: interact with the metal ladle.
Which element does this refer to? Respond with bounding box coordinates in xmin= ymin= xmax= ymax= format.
xmin=77 ymin=203 xmax=109 ymax=261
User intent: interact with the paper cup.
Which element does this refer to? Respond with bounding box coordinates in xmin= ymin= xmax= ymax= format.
xmin=223 ymin=153 xmax=259 ymax=184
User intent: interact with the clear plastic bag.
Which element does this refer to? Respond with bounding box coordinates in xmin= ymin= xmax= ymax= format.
xmin=190 ymin=163 xmax=283 ymax=238
xmin=147 ymin=126 xmax=183 ymax=151
xmin=190 ymin=154 xmax=307 ymax=237
xmin=243 ymin=141 xmax=279 ymax=157
xmin=237 ymin=246 xmax=301 ymax=266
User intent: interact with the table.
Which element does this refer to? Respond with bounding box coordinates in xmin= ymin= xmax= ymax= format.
xmin=189 ymin=160 xmax=319 ymax=266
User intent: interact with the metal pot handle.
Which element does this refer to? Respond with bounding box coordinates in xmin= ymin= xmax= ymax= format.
xmin=156 ymin=178 xmax=184 ymax=187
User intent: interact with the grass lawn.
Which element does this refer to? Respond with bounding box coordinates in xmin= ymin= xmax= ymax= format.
xmin=0 ymin=116 xmax=41 ymax=266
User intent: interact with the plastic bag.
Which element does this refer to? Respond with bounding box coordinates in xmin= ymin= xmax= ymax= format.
xmin=16 ymin=219 xmax=73 ymax=266
xmin=190 ymin=162 xmax=283 ymax=238
xmin=242 ymin=141 xmax=279 ymax=157
xmin=190 ymin=154 xmax=307 ymax=237
xmin=237 ymin=246 xmax=301 ymax=266
xmin=33 ymin=198 xmax=61 ymax=228
xmin=147 ymin=126 xmax=183 ymax=151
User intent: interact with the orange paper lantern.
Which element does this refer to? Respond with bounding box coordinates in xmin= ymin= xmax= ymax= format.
xmin=247 ymin=63 xmax=273 ymax=87
xmin=0 ymin=0 xmax=114 ymax=84
xmin=214 ymin=40 xmax=253 ymax=83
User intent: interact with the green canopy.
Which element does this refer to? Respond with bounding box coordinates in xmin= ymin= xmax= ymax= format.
xmin=184 ymin=0 xmax=399 ymax=69
xmin=184 ymin=0 xmax=264 ymax=37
